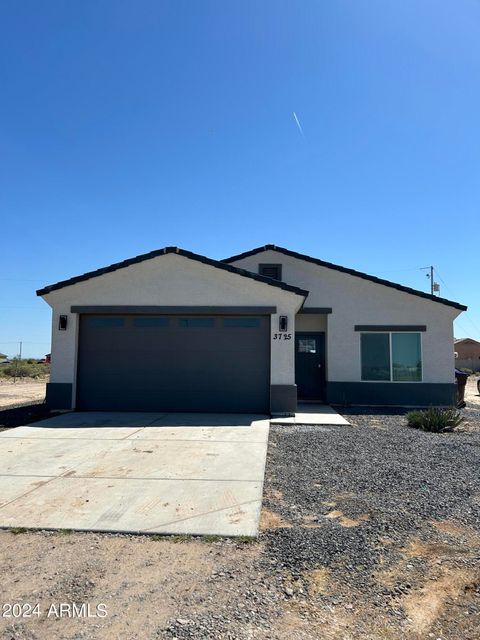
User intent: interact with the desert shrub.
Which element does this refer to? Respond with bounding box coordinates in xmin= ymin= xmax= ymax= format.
xmin=406 ymin=407 xmax=463 ymax=433
xmin=0 ymin=360 xmax=49 ymax=379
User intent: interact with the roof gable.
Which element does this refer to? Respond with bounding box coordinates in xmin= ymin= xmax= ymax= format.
xmin=223 ymin=245 xmax=467 ymax=312
xmin=37 ymin=246 xmax=308 ymax=298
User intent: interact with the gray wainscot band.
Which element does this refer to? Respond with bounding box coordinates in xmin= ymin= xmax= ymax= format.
xmin=270 ymin=384 xmax=297 ymax=415
xmin=45 ymin=383 xmax=73 ymax=410
xmin=326 ymin=382 xmax=456 ymax=407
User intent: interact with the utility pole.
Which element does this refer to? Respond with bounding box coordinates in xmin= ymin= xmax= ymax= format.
xmin=421 ymin=266 xmax=439 ymax=296
xmin=13 ymin=341 xmax=22 ymax=384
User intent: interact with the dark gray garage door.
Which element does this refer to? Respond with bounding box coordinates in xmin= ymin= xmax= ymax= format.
xmin=76 ymin=314 xmax=270 ymax=412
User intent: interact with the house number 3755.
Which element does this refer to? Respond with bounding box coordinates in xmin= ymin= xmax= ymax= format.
xmin=273 ymin=333 xmax=292 ymax=340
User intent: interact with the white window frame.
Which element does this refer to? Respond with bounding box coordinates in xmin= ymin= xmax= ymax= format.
xmin=360 ymin=331 xmax=423 ymax=383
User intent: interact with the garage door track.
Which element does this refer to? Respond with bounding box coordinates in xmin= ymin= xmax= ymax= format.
xmin=0 ymin=412 xmax=269 ymax=537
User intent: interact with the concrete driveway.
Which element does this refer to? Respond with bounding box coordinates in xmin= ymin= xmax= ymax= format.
xmin=0 ymin=412 xmax=269 ymax=537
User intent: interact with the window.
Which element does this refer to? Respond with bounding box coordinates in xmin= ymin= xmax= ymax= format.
xmin=298 ymin=338 xmax=316 ymax=354
xmin=259 ymin=263 xmax=282 ymax=280
xmin=392 ymin=333 xmax=422 ymax=381
xmin=361 ymin=334 xmax=390 ymax=381
xmin=178 ymin=318 xmax=214 ymax=327
xmin=133 ymin=317 xmax=169 ymax=327
xmin=361 ymin=332 xmax=422 ymax=382
xmin=88 ymin=317 xmax=124 ymax=328
xmin=223 ymin=318 xmax=260 ymax=328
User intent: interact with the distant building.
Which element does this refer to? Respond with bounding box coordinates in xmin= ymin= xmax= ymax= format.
xmin=455 ymin=338 xmax=480 ymax=372
xmin=0 ymin=352 xmax=7 ymax=362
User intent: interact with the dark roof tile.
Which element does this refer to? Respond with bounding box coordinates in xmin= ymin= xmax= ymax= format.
xmin=222 ymin=245 xmax=467 ymax=312
xmin=36 ymin=246 xmax=309 ymax=298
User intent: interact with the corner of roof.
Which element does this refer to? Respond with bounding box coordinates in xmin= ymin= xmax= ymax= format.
xmin=36 ymin=245 xmax=309 ymax=298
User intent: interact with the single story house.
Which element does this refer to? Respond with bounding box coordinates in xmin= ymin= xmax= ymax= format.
xmin=454 ymin=337 xmax=480 ymax=372
xmin=37 ymin=245 xmax=467 ymax=413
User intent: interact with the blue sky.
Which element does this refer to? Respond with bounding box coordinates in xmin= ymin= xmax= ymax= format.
xmin=1 ymin=0 xmax=479 ymax=357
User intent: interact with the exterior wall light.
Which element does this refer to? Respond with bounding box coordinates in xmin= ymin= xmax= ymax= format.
xmin=279 ymin=315 xmax=288 ymax=332
xmin=58 ymin=315 xmax=68 ymax=331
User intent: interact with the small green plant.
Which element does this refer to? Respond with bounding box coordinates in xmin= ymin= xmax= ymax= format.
xmin=406 ymin=407 xmax=463 ymax=433
xmin=10 ymin=527 xmax=28 ymax=535
xmin=170 ymin=534 xmax=193 ymax=543
xmin=202 ymin=535 xmax=222 ymax=543
xmin=56 ymin=528 xmax=73 ymax=536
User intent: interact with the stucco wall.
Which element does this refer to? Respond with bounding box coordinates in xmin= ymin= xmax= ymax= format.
xmin=455 ymin=340 xmax=480 ymax=360
xmin=229 ymin=250 xmax=461 ymax=384
xmin=41 ymin=253 xmax=305 ymax=399
xmin=455 ymin=358 xmax=480 ymax=372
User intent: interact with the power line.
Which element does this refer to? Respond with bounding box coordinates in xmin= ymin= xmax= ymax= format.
xmin=0 ymin=341 xmax=50 ymax=345
xmin=434 ymin=266 xmax=480 ymax=336
xmin=0 ymin=278 xmax=47 ymax=282
xmin=375 ymin=267 xmax=424 ymax=274
xmin=0 ymin=306 xmax=50 ymax=310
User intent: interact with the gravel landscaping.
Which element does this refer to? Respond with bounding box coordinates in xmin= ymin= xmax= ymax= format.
xmin=259 ymin=400 xmax=480 ymax=639
xmin=1 ymin=399 xmax=479 ymax=639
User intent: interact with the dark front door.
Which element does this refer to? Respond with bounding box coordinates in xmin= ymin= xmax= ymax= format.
xmin=295 ymin=332 xmax=326 ymax=400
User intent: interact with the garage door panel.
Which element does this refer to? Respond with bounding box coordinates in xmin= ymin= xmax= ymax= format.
xmin=77 ymin=315 xmax=270 ymax=412
xmin=78 ymin=366 xmax=267 ymax=391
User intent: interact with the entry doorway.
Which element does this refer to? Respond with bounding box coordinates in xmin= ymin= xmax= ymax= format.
xmin=295 ymin=332 xmax=326 ymax=401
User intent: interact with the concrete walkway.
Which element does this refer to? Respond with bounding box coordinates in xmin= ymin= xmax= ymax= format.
xmin=271 ymin=404 xmax=350 ymax=426
xmin=0 ymin=413 xmax=270 ymax=537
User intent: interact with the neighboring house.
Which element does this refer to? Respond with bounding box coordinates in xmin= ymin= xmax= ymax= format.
xmin=454 ymin=338 xmax=480 ymax=372
xmin=0 ymin=352 xmax=8 ymax=363
xmin=37 ymin=245 xmax=467 ymax=413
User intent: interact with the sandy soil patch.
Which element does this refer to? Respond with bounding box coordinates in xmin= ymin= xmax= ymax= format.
xmin=260 ymin=508 xmax=292 ymax=530
xmin=0 ymin=531 xmax=264 ymax=640
xmin=324 ymin=509 xmax=369 ymax=528
xmin=0 ymin=379 xmax=47 ymax=408
xmin=464 ymin=375 xmax=480 ymax=404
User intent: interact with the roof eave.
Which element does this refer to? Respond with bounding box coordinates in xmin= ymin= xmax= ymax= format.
xmin=36 ymin=246 xmax=309 ymax=299
xmin=222 ymin=245 xmax=467 ymax=312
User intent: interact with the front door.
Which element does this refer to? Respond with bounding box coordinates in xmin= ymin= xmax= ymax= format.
xmin=295 ymin=332 xmax=326 ymax=400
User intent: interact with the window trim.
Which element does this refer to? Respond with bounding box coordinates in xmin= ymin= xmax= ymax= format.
xmin=133 ymin=317 xmax=170 ymax=328
xmin=87 ymin=317 xmax=125 ymax=328
xmin=223 ymin=317 xmax=261 ymax=328
xmin=178 ymin=317 xmax=215 ymax=328
xmin=360 ymin=331 xmax=423 ymax=383
xmin=258 ymin=263 xmax=282 ymax=281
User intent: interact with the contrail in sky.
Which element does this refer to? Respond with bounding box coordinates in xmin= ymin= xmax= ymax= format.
xmin=293 ymin=111 xmax=304 ymax=137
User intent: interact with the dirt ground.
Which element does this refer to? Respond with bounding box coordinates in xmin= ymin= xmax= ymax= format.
xmin=1 ymin=524 xmax=479 ymax=640
xmin=464 ymin=375 xmax=480 ymax=404
xmin=0 ymin=388 xmax=479 ymax=639
xmin=0 ymin=533 xmax=267 ymax=640
xmin=0 ymin=379 xmax=47 ymax=409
